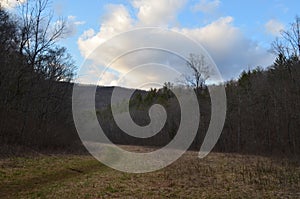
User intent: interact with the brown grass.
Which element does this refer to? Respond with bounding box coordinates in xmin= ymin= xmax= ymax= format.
xmin=0 ymin=146 xmax=299 ymax=198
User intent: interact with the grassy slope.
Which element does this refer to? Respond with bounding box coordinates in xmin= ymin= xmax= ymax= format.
xmin=0 ymin=148 xmax=299 ymax=198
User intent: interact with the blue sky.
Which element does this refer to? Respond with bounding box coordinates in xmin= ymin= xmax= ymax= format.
xmin=2 ymin=0 xmax=300 ymax=86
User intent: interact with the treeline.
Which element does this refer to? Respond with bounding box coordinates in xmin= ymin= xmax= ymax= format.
xmin=96 ymin=85 xmax=211 ymax=149
xmin=1 ymin=1 xmax=299 ymax=157
xmin=220 ymin=61 xmax=300 ymax=155
xmin=97 ymin=17 xmax=300 ymax=156
xmin=0 ymin=1 xmax=79 ymax=150
xmin=97 ymin=60 xmax=300 ymax=156
xmin=220 ymin=17 xmax=300 ymax=155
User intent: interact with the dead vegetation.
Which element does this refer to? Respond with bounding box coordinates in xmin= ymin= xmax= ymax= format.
xmin=0 ymin=147 xmax=299 ymax=198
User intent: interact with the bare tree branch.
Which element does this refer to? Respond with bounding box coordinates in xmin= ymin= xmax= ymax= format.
xmin=183 ymin=53 xmax=210 ymax=93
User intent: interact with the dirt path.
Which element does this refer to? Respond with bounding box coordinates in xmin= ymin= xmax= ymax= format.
xmin=0 ymin=148 xmax=299 ymax=198
xmin=0 ymin=156 xmax=105 ymax=198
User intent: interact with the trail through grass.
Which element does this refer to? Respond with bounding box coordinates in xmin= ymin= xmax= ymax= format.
xmin=0 ymin=148 xmax=299 ymax=198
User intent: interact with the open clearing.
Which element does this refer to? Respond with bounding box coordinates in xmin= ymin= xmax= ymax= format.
xmin=0 ymin=147 xmax=299 ymax=198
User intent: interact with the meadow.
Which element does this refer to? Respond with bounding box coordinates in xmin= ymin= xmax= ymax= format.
xmin=1 ymin=146 xmax=299 ymax=198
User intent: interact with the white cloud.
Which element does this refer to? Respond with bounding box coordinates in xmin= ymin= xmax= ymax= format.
xmin=132 ymin=0 xmax=187 ymax=26
xmin=265 ymin=19 xmax=285 ymax=36
xmin=76 ymin=62 xmax=119 ymax=86
xmin=65 ymin=15 xmax=85 ymax=37
xmin=0 ymin=0 xmax=26 ymax=9
xmin=98 ymin=71 xmax=119 ymax=86
xmin=78 ymin=4 xmax=133 ymax=58
xmin=53 ymin=16 xmax=85 ymax=38
xmin=77 ymin=1 xmax=274 ymax=86
xmin=192 ymin=0 xmax=220 ymax=14
xmin=178 ymin=17 xmax=275 ymax=78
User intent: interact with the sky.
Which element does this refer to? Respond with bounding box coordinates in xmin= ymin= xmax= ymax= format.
xmin=2 ymin=0 xmax=300 ymax=87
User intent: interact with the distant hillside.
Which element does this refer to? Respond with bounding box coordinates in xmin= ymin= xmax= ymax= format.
xmin=73 ymin=84 xmax=147 ymax=109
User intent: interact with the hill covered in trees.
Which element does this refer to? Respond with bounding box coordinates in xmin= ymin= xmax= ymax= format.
xmin=0 ymin=2 xmax=299 ymax=157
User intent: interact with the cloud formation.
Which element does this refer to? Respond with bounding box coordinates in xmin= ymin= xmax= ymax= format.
xmin=132 ymin=0 xmax=186 ymax=26
xmin=65 ymin=15 xmax=86 ymax=37
xmin=192 ymin=0 xmax=220 ymax=14
xmin=78 ymin=4 xmax=133 ymax=58
xmin=265 ymin=19 xmax=285 ymax=36
xmin=77 ymin=1 xmax=274 ymax=86
xmin=0 ymin=0 xmax=26 ymax=9
xmin=179 ymin=17 xmax=274 ymax=78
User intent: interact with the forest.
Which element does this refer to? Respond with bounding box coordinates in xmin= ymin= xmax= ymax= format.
xmin=0 ymin=1 xmax=299 ymax=158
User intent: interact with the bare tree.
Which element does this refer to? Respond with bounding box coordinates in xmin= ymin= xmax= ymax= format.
xmin=0 ymin=1 xmax=77 ymax=146
xmin=18 ymin=0 xmax=68 ymax=69
xmin=184 ymin=53 xmax=210 ymax=94
xmin=272 ymin=16 xmax=300 ymax=61
xmin=36 ymin=47 xmax=76 ymax=81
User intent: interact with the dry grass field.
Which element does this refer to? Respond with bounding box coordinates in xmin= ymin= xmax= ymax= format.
xmin=0 ymin=146 xmax=299 ymax=198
